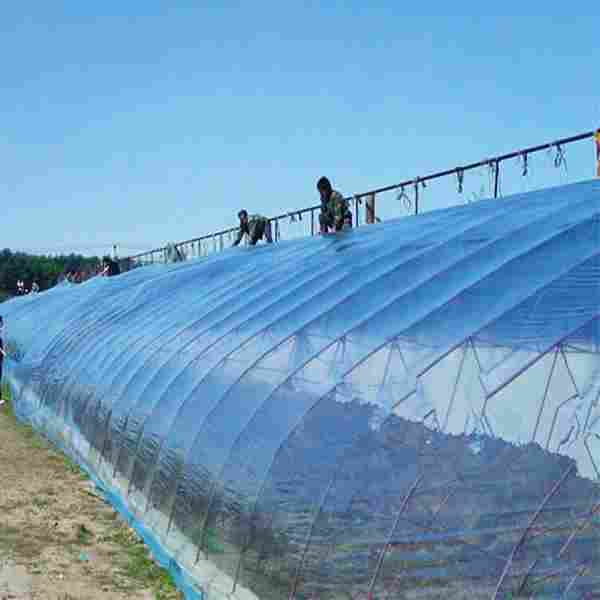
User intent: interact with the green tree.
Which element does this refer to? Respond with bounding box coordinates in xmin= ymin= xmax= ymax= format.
xmin=0 ymin=248 xmax=101 ymax=299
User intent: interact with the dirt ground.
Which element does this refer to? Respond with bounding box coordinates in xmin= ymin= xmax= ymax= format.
xmin=0 ymin=390 xmax=182 ymax=600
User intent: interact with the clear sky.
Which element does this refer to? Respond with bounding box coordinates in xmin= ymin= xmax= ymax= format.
xmin=2 ymin=2 xmax=599 ymax=256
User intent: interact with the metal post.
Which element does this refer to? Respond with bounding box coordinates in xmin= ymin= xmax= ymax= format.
xmin=120 ymin=129 xmax=597 ymax=267
xmin=367 ymin=476 xmax=423 ymax=599
xmin=275 ymin=219 xmax=280 ymax=241
xmin=414 ymin=181 xmax=419 ymax=215
xmin=596 ymin=129 xmax=600 ymax=177
xmin=494 ymin=160 xmax=501 ymax=198
xmin=366 ymin=193 xmax=376 ymax=224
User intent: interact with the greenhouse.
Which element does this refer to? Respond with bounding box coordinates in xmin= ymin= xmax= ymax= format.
xmin=3 ymin=178 xmax=600 ymax=599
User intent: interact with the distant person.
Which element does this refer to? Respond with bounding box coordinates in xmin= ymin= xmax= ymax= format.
xmin=101 ymin=256 xmax=120 ymax=277
xmin=99 ymin=259 xmax=110 ymax=276
xmin=232 ymin=210 xmax=273 ymax=246
xmin=317 ymin=176 xmax=352 ymax=234
xmin=31 ymin=281 xmax=40 ymax=294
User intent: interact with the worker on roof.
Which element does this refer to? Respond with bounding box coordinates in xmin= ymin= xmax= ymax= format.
xmin=232 ymin=210 xmax=274 ymax=246
xmin=317 ymin=176 xmax=352 ymax=234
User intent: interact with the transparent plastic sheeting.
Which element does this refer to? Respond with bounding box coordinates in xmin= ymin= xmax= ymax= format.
xmin=4 ymin=179 xmax=600 ymax=599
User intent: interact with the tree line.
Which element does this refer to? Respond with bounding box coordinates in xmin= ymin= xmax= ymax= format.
xmin=0 ymin=248 xmax=101 ymax=298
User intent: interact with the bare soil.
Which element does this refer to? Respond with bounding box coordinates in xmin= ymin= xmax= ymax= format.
xmin=0 ymin=391 xmax=182 ymax=600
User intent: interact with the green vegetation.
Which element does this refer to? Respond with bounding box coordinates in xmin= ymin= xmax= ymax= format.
xmin=109 ymin=527 xmax=179 ymax=599
xmin=0 ymin=248 xmax=101 ymax=296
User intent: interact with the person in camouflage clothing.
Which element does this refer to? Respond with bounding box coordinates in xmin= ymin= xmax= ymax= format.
xmin=317 ymin=176 xmax=351 ymax=233
xmin=232 ymin=210 xmax=274 ymax=246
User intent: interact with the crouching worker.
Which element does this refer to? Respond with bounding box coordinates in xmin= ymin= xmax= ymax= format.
xmin=317 ymin=176 xmax=352 ymax=234
xmin=232 ymin=210 xmax=274 ymax=246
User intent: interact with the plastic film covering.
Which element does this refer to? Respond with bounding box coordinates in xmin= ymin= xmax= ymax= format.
xmin=4 ymin=179 xmax=600 ymax=599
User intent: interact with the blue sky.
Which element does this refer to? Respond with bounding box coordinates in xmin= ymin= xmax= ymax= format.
xmin=2 ymin=2 xmax=599 ymax=256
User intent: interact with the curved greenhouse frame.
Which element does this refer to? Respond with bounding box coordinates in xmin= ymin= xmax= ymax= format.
xmin=4 ymin=179 xmax=600 ymax=599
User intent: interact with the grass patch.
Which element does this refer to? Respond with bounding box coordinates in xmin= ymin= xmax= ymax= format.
xmin=32 ymin=496 xmax=52 ymax=509
xmin=0 ymin=384 xmax=48 ymax=448
xmin=76 ymin=523 xmax=95 ymax=545
xmin=60 ymin=453 xmax=88 ymax=478
xmin=109 ymin=528 xmax=180 ymax=600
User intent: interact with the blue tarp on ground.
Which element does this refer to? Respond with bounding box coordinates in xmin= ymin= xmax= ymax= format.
xmin=3 ymin=179 xmax=600 ymax=598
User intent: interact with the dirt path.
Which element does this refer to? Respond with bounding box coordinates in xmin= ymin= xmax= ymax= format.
xmin=0 ymin=389 xmax=182 ymax=600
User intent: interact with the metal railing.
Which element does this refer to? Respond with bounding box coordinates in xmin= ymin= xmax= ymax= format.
xmin=121 ymin=128 xmax=599 ymax=270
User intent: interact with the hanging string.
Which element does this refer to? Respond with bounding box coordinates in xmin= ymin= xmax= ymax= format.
xmin=553 ymin=143 xmax=568 ymax=173
xmin=353 ymin=195 xmax=362 ymax=228
xmin=456 ymin=169 xmax=464 ymax=194
xmin=520 ymin=152 xmax=529 ymax=177
xmin=487 ymin=160 xmax=497 ymax=193
xmin=396 ymin=185 xmax=411 ymax=211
